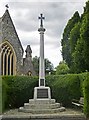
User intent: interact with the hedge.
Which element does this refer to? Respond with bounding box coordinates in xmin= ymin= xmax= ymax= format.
xmin=0 ymin=76 xmax=2 ymax=114
xmin=2 ymin=76 xmax=38 ymax=110
xmin=46 ymin=74 xmax=81 ymax=107
xmin=83 ymin=72 xmax=89 ymax=119
xmin=2 ymin=73 xmax=88 ymax=112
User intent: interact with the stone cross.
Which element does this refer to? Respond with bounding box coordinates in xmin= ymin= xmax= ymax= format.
xmin=5 ymin=4 xmax=9 ymax=9
xmin=38 ymin=14 xmax=46 ymax=87
xmin=38 ymin=14 xmax=45 ymax=27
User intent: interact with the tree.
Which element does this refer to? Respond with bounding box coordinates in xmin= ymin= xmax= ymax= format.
xmin=32 ymin=56 xmax=54 ymax=75
xmin=69 ymin=22 xmax=80 ymax=54
xmin=32 ymin=56 xmax=39 ymax=75
xmin=45 ymin=58 xmax=54 ymax=75
xmin=69 ymin=22 xmax=81 ymax=72
xmin=56 ymin=61 xmax=70 ymax=75
xmin=73 ymin=1 xmax=89 ymax=73
xmin=72 ymin=40 xmax=85 ymax=73
xmin=61 ymin=11 xmax=80 ymax=67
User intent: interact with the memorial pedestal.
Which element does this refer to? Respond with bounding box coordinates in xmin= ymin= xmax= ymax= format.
xmin=34 ymin=87 xmax=51 ymax=99
xmin=19 ymin=86 xmax=65 ymax=114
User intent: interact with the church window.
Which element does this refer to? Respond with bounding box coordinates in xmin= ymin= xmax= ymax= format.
xmin=8 ymin=54 xmax=10 ymax=75
xmin=0 ymin=41 xmax=16 ymax=75
xmin=11 ymin=55 xmax=13 ymax=75
xmin=4 ymin=53 xmax=7 ymax=75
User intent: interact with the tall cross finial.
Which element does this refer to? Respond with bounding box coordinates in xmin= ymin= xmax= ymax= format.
xmin=38 ymin=13 xmax=45 ymax=27
xmin=5 ymin=4 xmax=9 ymax=9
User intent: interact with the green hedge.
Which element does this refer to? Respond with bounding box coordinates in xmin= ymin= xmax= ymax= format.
xmin=2 ymin=76 xmax=38 ymax=110
xmin=83 ymin=72 xmax=89 ymax=119
xmin=0 ymin=77 xmax=2 ymax=114
xmin=2 ymin=73 xmax=88 ymax=112
xmin=46 ymin=74 xmax=81 ymax=107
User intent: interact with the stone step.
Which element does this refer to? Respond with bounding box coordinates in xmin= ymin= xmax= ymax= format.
xmin=2 ymin=115 xmax=86 ymax=120
xmin=29 ymin=99 xmax=56 ymax=104
xmin=19 ymin=107 xmax=65 ymax=114
xmin=24 ymin=103 xmax=60 ymax=109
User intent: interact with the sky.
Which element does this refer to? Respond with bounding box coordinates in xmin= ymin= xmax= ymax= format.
xmin=0 ymin=0 xmax=86 ymax=68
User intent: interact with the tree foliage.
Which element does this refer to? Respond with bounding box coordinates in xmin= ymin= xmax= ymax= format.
xmin=73 ymin=1 xmax=89 ymax=73
xmin=61 ymin=11 xmax=80 ymax=67
xmin=32 ymin=56 xmax=39 ymax=75
xmin=83 ymin=72 xmax=89 ymax=119
xmin=61 ymin=1 xmax=89 ymax=73
xmin=56 ymin=61 xmax=70 ymax=75
xmin=32 ymin=56 xmax=54 ymax=75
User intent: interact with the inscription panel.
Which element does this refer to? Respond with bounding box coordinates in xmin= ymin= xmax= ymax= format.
xmin=37 ymin=89 xmax=48 ymax=98
xmin=40 ymin=79 xmax=44 ymax=86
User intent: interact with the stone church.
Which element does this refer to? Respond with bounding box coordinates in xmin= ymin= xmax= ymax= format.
xmin=0 ymin=9 xmax=35 ymax=76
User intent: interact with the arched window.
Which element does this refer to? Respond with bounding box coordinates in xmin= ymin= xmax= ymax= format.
xmin=0 ymin=41 xmax=16 ymax=75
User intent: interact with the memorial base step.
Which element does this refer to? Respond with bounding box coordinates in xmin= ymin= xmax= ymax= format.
xmin=19 ymin=99 xmax=65 ymax=114
xmin=19 ymin=107 xmax=65 ymax=114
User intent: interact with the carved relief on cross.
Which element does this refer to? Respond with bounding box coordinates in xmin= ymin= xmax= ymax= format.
xmin=38 ymin=14 xmax=45 ymax=27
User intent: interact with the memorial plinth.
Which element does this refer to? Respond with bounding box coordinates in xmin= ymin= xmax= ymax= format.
xmin=34 ymin=87 xmax=51 ymax=99
xmin=19 ymin=14 xmax=65 ymax=114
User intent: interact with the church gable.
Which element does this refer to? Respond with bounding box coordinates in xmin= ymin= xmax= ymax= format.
xmin=2 ymin=9 xmax=24 ymax=56
xmin=1 ymin=9 xmax=24 ymax=70
xmin=0 ymin=9 xmax=36 ymax=76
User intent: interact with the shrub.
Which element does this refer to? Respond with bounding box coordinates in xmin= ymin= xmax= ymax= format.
xmin=2 ymin=76 xmax=38 ymax=109
xmin=0 ymin=77 xmax=2 ymax=114
xmin=46 ymin=74 xmax=81 ymax=107
xmin=83 ymin=72 xmax=89 ymax=119
xmin=2 ymin=73 xmax=87 ymax=111
xmin=2 ymin=79 xmax=8 ymax=112
xmin=78 ymin=72 xmax=87 ymax=96
xmin=56 ymin=61 xmax=70 ymax=75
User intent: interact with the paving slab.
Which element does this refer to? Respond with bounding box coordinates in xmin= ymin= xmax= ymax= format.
xmin=1 ymin=109 xmax=86 ymax=120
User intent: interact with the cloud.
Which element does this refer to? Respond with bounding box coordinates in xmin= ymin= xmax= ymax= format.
xmin=1 ymin=0 xmax=86 ymax=3
xmin=0 ymin=0 xmax=86 ymax=67
xmin=8 ymin=2 xmax=85 ymax=37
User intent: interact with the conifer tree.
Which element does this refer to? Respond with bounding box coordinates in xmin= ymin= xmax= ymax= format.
xmin=73 ymin=1 xmax=89 ymax=72
xmin=61 ymin=11 xmax=80 ymax=67
xmin=69 ymin=22 xmax=81 ymax=72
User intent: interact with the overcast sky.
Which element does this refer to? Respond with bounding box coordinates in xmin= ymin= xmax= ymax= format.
xmin=0 ymin=0 xmax=86 ymax=67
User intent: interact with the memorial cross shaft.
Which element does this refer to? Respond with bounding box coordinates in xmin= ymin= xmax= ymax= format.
xmin=38 ymin=13 xmax=46 ymax=87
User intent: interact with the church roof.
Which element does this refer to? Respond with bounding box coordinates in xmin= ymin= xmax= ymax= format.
xmin=1 ymin=9 xmax=24 ymax=53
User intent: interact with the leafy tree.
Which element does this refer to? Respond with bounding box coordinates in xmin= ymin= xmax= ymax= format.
xmin=56 ymin=61 xmax=70 ymax=75
xmin=32 ymin=56 xmax=39 ymax=75
xmin=69 ymin=22 xmax=80 ymax=54
xmin=32 ymin=56 xmax=54 ymax=75
xmin=69 ymin=22 xmax=81 ymax=72
xmin=73 ymin=1 xmax=89 ymax=73
xmin=61 ymin=11 xmax=80 ymax=67
xmin=72 ymin=40 xmax=85 ymax=73
xmin=45 ymin=58 xmax=54 ymax=75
